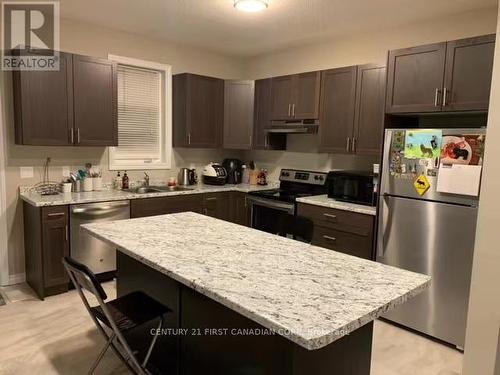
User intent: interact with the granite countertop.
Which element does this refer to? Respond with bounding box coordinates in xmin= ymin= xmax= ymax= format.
xmin=83 ymin=212 xmax=430 ymax=351
xmin=19 ymin=183 xmax=278 ymax=207
xmin=296 ymin=194 xmax=377 ymax=216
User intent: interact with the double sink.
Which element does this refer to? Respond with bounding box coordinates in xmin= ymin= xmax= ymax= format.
xmin=127 ymin=185 xmax=194 ymax=194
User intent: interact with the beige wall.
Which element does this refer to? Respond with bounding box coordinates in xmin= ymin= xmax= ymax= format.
xmin=243 ymin=7 xmax=498 ymax=180
xmin=463 ymin=5 xmax=500 ymax=374
xmin=0 ymin=18 xmax=246 ymax=280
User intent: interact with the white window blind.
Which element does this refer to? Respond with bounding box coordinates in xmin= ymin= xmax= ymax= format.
xmin=115 ymin=65 xmax=161 ymax=161
xmin=108 ymin=55 xmax=172 ymax=170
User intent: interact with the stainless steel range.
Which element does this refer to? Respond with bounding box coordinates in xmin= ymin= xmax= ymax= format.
xmin=247 ymin=169 xmax=327 ymax=241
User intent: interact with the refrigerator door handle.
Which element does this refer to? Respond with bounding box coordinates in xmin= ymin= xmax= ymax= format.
xmin=377 ymin=194 xmax=392 ymax=258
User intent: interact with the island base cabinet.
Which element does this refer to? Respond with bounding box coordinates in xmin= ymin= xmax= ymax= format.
xmin=116 ymin=251 xmax=373 ymax=375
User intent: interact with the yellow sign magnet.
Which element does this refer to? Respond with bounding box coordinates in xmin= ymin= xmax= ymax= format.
xmin=414 ymin=174 xmax=430 ymax=196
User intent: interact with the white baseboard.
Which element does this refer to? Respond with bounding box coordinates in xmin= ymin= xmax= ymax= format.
xmin=7 ymin=273 xmax=25 ymax=286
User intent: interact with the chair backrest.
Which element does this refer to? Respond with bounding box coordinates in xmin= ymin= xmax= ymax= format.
xmin=63 ymin=257 xmax=107 ymax=301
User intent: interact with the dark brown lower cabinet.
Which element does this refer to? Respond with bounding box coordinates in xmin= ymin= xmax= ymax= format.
xmin=24 ymin=203 xmax=70 ymax=299
xmin=130 ymin=194 xmax=204 ymax=218
xmin=229 ymin=192 xmax=250 ymax=226
xmin=297 ymin=203 xmax=375 ymax=260
xmin=203 ymin=192 xmax=230 ymax=220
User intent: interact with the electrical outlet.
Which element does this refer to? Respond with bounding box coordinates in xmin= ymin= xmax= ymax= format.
xmin=62 ymin=166 xmax=70 ymax=177
xmin=20 ymin=167 xmax=34 ymax=179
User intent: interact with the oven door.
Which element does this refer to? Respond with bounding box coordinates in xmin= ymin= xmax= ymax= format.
xmin=247 ymin=196 xmax=313 ymax=242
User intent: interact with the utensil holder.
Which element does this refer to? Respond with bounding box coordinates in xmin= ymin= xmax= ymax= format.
xmin=82 ymin=178 xmax=93 ymax=192
xmin=61 ymin=182 xmax=72 ymax=193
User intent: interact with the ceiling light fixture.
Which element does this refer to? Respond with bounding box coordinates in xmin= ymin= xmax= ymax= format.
xmin=234 ymin=0 xmax=269 ymax=13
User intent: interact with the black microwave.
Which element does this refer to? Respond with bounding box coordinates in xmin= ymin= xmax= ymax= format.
xmin=326 ymin=171 xmax=376 ymax=206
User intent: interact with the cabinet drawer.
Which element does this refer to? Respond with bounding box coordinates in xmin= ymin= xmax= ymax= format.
xmin=42 ymin=206 xmax=68 ymax=222
xmin=312 ymin=226 xmax=373 ymax=260
xmin=297 ymin=203 xmax=373 ymax=236
xmin=131 ymin=195 xmax=203 ymax=218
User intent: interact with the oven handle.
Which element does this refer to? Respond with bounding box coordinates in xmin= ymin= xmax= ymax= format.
xmin=247 ymin=196 xmax=295 ymax=215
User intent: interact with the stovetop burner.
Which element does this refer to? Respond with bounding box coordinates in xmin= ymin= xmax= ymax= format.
xmin=248 ymin=169 xmax=328 ymax=203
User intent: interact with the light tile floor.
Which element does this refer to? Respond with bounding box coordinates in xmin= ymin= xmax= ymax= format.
xmin=0 ymin=283 xmax=462 ymax=375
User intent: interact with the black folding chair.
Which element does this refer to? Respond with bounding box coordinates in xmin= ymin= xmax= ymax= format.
xmin=63 ymin=257 xmax=171 ymax=375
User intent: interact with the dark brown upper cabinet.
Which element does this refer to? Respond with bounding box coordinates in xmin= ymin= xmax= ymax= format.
xmin=270 ymin=72 xmax=321 ymax=120
xmin=318 ymin=66 xmax=358 ymax=154
xmin=353 ymin=64 xmax=387 ymax=155
xmin=386 ymin=34 xmax=495 ymax=114
xmin=13 ymin=50 xmax=117 ymax=146
xmin=443 ymin=34 xmax=495 ymax=112
xmin=13 ymin=51 xmax=74 ymax=145
xmin=72 ymin=55 xmax=118 ymax=146
xmin=253 ymin=78 xmax=286 ymax=150
xmin=173 ymin=73 xmax=224 ymax=148
xmin=319 ymin=65 xmax=386 ymax=155
xmin=223 ymin=80 xmax=254 ymax=150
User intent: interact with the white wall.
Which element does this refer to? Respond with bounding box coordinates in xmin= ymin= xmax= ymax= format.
xmin=463 ymin=5 xmax=500 ymax=374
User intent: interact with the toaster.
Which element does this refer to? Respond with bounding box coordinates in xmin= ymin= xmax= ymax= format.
xmin=202 ymin=163 xmax=227 ymax=185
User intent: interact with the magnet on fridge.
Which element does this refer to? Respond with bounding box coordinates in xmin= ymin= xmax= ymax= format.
xmin=414 ymin=174 xmax=431 ymax=196
xmin=401 ymin=164 xmax=407 ymax=173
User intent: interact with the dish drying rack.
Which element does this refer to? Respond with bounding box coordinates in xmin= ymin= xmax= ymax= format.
xmin=31 ymin=157 xmax=60 ymax=195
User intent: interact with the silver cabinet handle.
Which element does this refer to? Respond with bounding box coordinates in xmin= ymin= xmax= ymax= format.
xmin=434 ymin=88 xmax=440 ymax=107
xmin=47 ymin=212 xmax=65 ymax=218
xmin=249 ymin=134 xmax=252 ymax=147
xmin=264 ymin=134 xmax=268 ymax=148
xmin=205 ymin=197 xmax=217 ymax=201
xmin=76 ymin=128 xmax=81 ymax=144
xmin=292 ymin=104 xmax=296 ymax=117
xmin=70 ymin=128 xmax=74 ymax=144
xmin=442 ymin=87 xmax=447 ymax=107
xmin=352 ymin=137 xmax=357 ymax=153
xmin=323 ymin=213 xmax=337 ymax=219
xmin=346 ymin=137 xmax=351 ymax=152
xmin=188 ymin=133 xmax=191 ymax=145
xmin=288 ymin=104 xmax=291 ymax=117
xmin=323 ymin=235 xmax=337 ymax=241
xmin=65 ymin=225 xmax=68 ymax=242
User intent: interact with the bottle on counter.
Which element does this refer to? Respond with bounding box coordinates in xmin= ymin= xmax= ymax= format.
xmin=241 ymin=164 xmax=250 ymax=184
xmin=122 ymin=171 xmax=129 ymax=190
xmin=114 ymin=171 xmax=122 ymax=190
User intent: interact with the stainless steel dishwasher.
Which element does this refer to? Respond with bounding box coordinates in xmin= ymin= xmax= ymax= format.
xmin=70 ymin=200 xmax=130 ymax=275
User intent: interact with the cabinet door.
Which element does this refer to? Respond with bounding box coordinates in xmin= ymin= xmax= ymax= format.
xmin=203 ymin=193 xmax=230 ymax=221
xmin=353 ymin=64 xmax=386 ymax=156
xmin=386 ymin=42 xmax=446 ymax=113
xmin=443 ymin=34 xmax=495 ymax=112
xmin=13 ymin=51 xmax=73 ymax=145
xmin=187 ymin=75 xmax=224 ymax=148
xmin=42 ymin=207 xmax=69 ymax=288
xmin=253 ymin=79 xmax=286 ymax=150
xmin=223 ymin=80 xmax=254 ymax=149
xmin=73 ymin=55 xmax=118 ymax=146
xmin=271 ymin=75 xmax=293 ymax=120
xmin=229 ymin=192 xmax=250 ymax=226
xmin=318 ymin=66 xmax=357 ymax=154
xmin=293 ymin=71 xmax=321 ymax=120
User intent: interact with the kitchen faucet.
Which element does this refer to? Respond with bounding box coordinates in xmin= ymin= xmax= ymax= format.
xmin=143 ymin=172 xmax=150 ymax=187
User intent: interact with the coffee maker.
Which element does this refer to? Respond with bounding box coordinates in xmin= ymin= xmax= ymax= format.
xmin=222 ymin=159 xmax=242 ymax=184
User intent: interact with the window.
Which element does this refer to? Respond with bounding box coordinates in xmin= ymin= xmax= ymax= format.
xmin=108 ymin=55 xmax=172 ymax=170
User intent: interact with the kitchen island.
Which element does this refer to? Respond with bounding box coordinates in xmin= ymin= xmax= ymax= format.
xmin=83 ymin=212 xmax=430 ymax=374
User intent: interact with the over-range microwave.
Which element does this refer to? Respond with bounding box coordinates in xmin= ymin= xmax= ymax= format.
xmin=326 ymin=170 xmax=376 ymax=207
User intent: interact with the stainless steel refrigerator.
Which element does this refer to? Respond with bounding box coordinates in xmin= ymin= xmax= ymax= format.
xmin=377 ymin=128 xmax=486 ymax=349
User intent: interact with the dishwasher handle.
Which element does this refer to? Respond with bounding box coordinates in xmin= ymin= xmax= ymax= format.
xmin=71 ymin=201 xmax=130 ymax=215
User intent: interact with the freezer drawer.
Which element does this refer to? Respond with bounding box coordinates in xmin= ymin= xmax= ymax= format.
xmin=377 ymin=195 xmax=477 ymax=348
xmin=70 ymin=201 xmax=130 ymax=274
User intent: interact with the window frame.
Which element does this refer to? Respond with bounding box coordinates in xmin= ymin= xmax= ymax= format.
xmin=108 ymin=54 xmax=172 ymax=170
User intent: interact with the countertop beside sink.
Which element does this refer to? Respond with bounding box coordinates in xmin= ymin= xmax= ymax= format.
xmin=19 ymin=183 xmax=279 ymax=207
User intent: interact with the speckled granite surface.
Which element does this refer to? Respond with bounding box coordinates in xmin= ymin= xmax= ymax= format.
xmin=19 ymin=183 xmax=278 ymax=207
xmin=83 ymin=212 xmax=430 ymax=351
xmin=297 ymin=194 xmax=377 ymax=216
